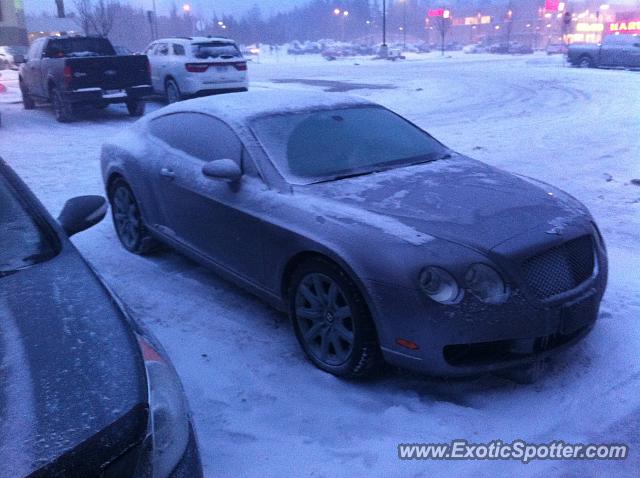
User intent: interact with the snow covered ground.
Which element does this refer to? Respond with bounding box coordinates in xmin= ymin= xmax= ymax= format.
xmin=1 ymin=52 xmax=639 ymax=476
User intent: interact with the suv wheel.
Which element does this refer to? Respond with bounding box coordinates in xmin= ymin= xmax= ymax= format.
xmin=20 ymin=81 xmax=36 ymax=110
xmin=165 ymin=79 xmax=182 ymax=103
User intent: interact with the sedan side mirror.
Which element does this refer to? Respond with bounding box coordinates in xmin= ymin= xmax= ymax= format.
xmin=202 ymin=159 xmax=242 ymax=182
xmin=13 ymin=54 xmax=26 ymax=64
xmin=58 ymin=195 xmax=108 ymax=236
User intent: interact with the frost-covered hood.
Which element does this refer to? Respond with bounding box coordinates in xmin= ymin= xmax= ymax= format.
xmin=0 ymin=246 xmax=148 ymax=476
xmin=301 ymin=155 xmax=590 ymax=251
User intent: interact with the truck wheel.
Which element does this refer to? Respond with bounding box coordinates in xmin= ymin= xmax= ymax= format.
xmin=20 ymin=81 xmax=36 ymax=110
xmin=51 ymin=87 xmax=73 ymax=122
xmin=126 ymin=99 xmax=146 ymax=117
xmin=165 ymin=79 xmax=182 ymax=103
xmin=578 ymin=56 xmax=593 ymax=68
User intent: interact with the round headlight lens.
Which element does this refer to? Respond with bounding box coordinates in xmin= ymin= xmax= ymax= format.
xmin=464 ymin=263 xmax=510 ymax=304
xmin=419 ymin=266 xmax=461 ymax=304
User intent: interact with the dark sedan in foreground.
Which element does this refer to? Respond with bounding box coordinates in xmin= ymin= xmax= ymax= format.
xmin=0 ymin=159 xmax=202 ymax=477
xmin=100 ymin=91 xmax=607 ymax=378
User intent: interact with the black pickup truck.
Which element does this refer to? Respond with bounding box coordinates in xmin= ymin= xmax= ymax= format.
xmin=17 ymin=36 xmax=152 ymax=122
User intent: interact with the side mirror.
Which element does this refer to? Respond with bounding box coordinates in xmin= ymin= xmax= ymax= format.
xmin=13 ymin=54 xmax=25 ymax=64
xmin=202 ymin=159 xmax=242 ymax=182
xmin=58 ymin=195 xmax=108 ymax=236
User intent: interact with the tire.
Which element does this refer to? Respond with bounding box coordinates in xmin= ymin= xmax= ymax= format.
xmin=165 ymin=79 xmax=182 ymax=103
xmin=578 ymin=55 xmax=593 ymax=68
xmin=289 ymin=257 xmax=383 ymax=378
xmin=51 ymin=87 xmax=73 ymax=122
xmin=126 ymin=99 xmax=146 ymax=117
xmin=108 ymin=178 xmax=159 ymax=255
xmin=20 ymin=81 xmax=36 ymax=110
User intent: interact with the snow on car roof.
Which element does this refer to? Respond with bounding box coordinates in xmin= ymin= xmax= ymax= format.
xmin=146 ymin=89 xmax=374 ymax=126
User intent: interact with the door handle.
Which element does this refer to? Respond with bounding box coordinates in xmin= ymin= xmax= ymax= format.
xmin=160 ymin=167 xmax=176 ymax=179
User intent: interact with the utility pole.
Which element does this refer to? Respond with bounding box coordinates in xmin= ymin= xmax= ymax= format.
xmin=380 ymin=0 xmax=388 ymax=57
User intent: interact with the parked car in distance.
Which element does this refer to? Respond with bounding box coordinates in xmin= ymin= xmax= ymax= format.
xmin=17 ymin=36 xmax=151 ymax=122
xmin=100 ymin=90 xmax=607 ymax=380
xmin=0 ymin=158 xmax=202 ymax=478
xmin=145 ymin=36 xmax=248 ymax=103
xmin=0 ymin=45 xmax=28 ymax=70
xmin=546 ymin=42 xmax=568 ymax=55
xmin=568 ymin=34 xmax=640 ymax=68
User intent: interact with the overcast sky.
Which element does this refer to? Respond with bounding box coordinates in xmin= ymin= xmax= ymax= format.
xmin=25 ymin=0 xmax=303 ymax=18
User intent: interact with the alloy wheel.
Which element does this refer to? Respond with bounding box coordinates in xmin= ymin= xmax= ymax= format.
xmin=294 ymin=273 xmax=355 ymax=366
xmin=112 ymin=186 xmax=141 ymax=250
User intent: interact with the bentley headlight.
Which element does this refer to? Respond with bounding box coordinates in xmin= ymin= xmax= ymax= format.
xmin=464 ymin=263 xmax=510 ymax=304
xmin=419 ymin=266 xmax=462 ymax=304
xmin=138 ymin=336 xmax=190 ymax=478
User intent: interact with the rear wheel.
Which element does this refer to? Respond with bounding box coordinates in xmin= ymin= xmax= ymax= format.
xmin=165 ymin=79 xmax=182 ymax=103
xmin=108 ymin=178 xmax=159 ymax=254
xmin=289 ymin=258 xmax=383 ymax=378
xmin=126 ymin=99 xmax=146 ymax=117
xmin=51 ymin=87 xmax=73 ymax=122
xmin=20 ymin=81 xmax=36 ymax=110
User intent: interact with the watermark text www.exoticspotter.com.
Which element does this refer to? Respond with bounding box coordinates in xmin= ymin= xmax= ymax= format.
xmin=398 ymin=440 xmax=628 ymax=464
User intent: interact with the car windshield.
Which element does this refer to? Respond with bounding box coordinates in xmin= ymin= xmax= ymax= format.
xmin=251 ymin=106 xmax=448 ymax=185
xmin=45 ymin=38 xmax=116 ymax=58
xmin=191 ymin=42 xmax=241 ymax=59
xmin=0 ymin=173 xmax=57 ymax=276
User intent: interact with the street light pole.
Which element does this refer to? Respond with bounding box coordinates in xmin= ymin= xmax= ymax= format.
xmin=381 ymin=0 xmax=388 ymax=57
xmin=402 ymin=0 xmax=407 ymax=50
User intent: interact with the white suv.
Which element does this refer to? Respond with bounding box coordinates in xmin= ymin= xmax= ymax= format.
xmin=145 ymin=37 xmax=248 ymax=102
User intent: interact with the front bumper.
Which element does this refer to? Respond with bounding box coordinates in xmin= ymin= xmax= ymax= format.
xmin=64 ymin=85 xmax=153 ymax=104
xmin=366 ymin=232 xmax=608 ymax=376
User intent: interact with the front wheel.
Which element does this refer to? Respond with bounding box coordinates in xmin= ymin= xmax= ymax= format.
xmin=289 ymin=258 xmax=383 ymax=378
xmin=126 ymin=99 xmax=146 ymax=117
xmin=108 ymin=178 xmax=159 ymax=254
xmin=578 ymin=56 xmax=594 ymax=68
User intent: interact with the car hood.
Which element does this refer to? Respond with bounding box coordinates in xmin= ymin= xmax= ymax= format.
xmin=0 ymin=246 xmax=148 ymax=476
xmin=298 ymin=155 xmax=590 ymax=251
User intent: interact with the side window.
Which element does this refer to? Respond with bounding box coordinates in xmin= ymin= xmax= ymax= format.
xmin=157 ymin=43 xmax=169 ymax=56
xmin=173 ymin=44 xmax=186 ymax=56
xmin=149 ymin=113 xmax=243 ymax=165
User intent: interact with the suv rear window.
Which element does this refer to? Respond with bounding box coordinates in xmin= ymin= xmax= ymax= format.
xmin=44 ymin=38 xmax=116 ymax=58
xmin=191 ymin=42 xmax=241 ymax=59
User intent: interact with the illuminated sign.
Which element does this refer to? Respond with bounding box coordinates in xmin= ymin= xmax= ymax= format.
xmin=428 ymin=8 xmax=445 ymax=17
xmin=462 ymin=15 xmax=491 ymax=25
xmin=608 ymin=20 xmax=640 ymax=33
xmin=545 ymin=0 xmax=559 ymax=12
xmin=575 ymin=22 xmax=604 ymax=32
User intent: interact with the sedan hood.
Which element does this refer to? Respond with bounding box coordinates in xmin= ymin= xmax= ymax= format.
xmin=302 ymin=155 xmax=590 ymax=251
xmin=0 ymin=246 xmax=148 ymax=476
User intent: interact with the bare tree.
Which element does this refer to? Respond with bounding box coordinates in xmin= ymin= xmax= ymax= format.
xmin=73 ymin=0 xmax=118 ymax=36
xmin=55 ymin=0 xmax=66 ymax=18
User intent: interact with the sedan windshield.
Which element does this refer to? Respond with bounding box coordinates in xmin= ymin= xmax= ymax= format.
xmin=0 ymin=174 xmax=57 ymax=275
xmin=251 ymin=106 xmax=447 ymax=185
xmin=191 ymin=42 xmax=241 ymax=59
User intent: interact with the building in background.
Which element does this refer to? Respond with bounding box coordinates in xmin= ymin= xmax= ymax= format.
xmin=0 ymin=0 xmax=28 ymax=45
xmin=25 ymin=15 xmax=78 ymax=42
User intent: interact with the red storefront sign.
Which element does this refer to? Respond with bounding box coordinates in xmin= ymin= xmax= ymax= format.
xmin=545 ymin=0 xmax=559 ymax=12
xmin=428 ymin=8 xmax=445 ymax=17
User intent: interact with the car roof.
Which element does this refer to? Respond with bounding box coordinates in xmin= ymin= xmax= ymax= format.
xmin=146 ymin=90 xmax=375 ymax=126
xmin=153 ymin=36 xmax=235 ymax=44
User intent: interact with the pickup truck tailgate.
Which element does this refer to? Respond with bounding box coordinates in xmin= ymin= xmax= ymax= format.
xmin=65 ymin=55 xmax=150 ymax=91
